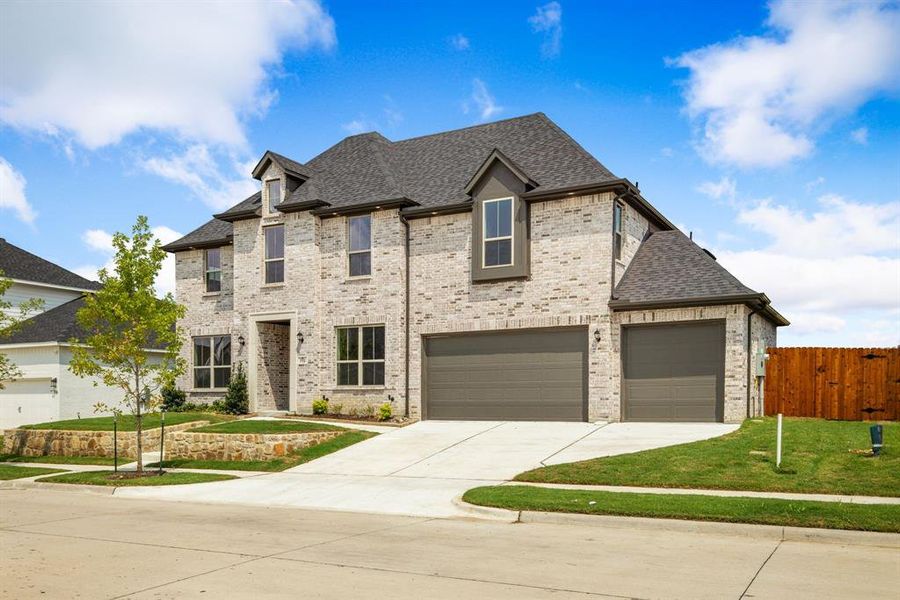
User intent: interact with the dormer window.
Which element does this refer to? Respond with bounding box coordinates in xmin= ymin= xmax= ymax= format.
xmin=267 ymin=179 xmax=282 ymax=213
xmin=483 ymin=198 xmax=513 ymax=268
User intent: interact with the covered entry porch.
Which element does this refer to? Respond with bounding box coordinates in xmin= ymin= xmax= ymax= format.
xmin=247 ymin=312 xmax=299 ymax=413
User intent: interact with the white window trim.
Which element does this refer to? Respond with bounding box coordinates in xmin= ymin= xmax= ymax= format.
xmin=336 ymin=325 xmax=385 ymax=387
xmin=204 ymin=248 xmax=222 ymax=294
xmin=347 ymin=214 xmax=373 ymax=279
xmin=265 ymin=178 xmax=282 ymax=214
xmin=192 ymin=335 xmax=231 ymax=391
xmin=613 ymin=201 xmax=624 ymax=261
xmin=482 ymin=197 xmax=514 ymax=269
xmin=263 ymin=224 xmax=285 ymax=284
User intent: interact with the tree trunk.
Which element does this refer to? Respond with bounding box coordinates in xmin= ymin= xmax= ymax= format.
xmin=135 ymin=369 xmax=143 ymax=474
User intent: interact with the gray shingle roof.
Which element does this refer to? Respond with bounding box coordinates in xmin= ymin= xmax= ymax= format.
xmin=612 ymin=230 xmax=758 ymax=305
xmin=2 ymin=296 xmax=88 ymax=344
xmin=161 ymin=216 xmax=235 ymax=252
xmin=0 ymin=239 xmax=100 ymax=290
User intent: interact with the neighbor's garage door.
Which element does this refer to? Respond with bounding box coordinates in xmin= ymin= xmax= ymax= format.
xmin=424 ymin=328 xmax=587 ymax=421
xmin=0 ymin=379 xmax=57 ymax=429
xmin=622 ymin=322 xmax=725 ymax=422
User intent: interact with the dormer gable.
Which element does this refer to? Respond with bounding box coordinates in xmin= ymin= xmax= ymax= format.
xmin=463 ymin=148 xmax=538 ymax=197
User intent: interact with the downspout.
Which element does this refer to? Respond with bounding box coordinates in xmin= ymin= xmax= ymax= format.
xmin=399 ymin=212 xmax=411 ymax=418
xmin=746 ymin=304 xmax=762 ymax=419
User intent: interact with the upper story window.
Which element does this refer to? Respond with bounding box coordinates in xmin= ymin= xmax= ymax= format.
xmin=193 ymin=335 xmax=231 ymax=389
xmin=483 ymin=198 xmax=513 ymax=268
xmin=204 ymin=248 xmax=221 ymax=293
xmin=267 ymin=179 xmax=282 ymax=213
xmin=336 ymin=325 xmax=385 ymax=386
xmin=348 ymin=214 xmax=372 ymax=277
xmin=613 ymin=202 xmax=624 ymax=260
xmin=264 ymin=225 xmax=285 ymax=284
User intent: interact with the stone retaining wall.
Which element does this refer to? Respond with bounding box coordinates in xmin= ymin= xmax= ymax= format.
xmin=165 ymin=430 xmax=342 ymax=461
xmin=2 ymin=421 xmax=208 ymax=458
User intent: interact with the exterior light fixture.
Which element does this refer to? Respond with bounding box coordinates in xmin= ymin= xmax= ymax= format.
xmin=593 ymin=329 xmax=601 ymax=343
xmin=237 ymin=335 xmax=245 ymax=347
xmin=297 ymin=331 xmax=305 ymax=345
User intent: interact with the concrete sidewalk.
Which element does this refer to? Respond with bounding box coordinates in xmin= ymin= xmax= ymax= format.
xmin=2 ymin=490 xmax=897 ymax=600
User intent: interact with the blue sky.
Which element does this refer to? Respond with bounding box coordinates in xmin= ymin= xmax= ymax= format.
xmin=1 ymin=0 xmax=898 ymax=346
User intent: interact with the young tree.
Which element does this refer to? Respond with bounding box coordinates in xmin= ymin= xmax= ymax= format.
xmin=0 ymin=272 xmax=45 ymax=389
xmin=69 ymin=216 xmax=185 ymax=474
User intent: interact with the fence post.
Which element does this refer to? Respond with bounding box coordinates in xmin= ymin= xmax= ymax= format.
xmin=776 ymin=413 xmax=783 ymax=468
xmin=113 ymin=413 xmax=118 ymax=473
xmin=159 ymin=410 xmax=165 ymax=475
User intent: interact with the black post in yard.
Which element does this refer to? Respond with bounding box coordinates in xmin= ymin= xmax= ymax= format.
xmin=113 ymin=413 xmax=118 ymax=473
xmin=159 ymin=410 xmax=166 ymax=475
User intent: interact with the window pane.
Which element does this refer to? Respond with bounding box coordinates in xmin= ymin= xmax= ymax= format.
xmin=206 ymin=248 xmax=221 ymax=270
xmin=614 ymin=203 xmax=622 ymax=232
xmin=213 ymin=367 xmax=231 ymax=388
xmin=615 ymin=232 xmax=622 ymax=259
xmin=206 ymin=270 xmax=221 ymax=292
xmin=484 ymin=239 xmax=512 ymax=267
xmin=267 ymin=180 xmax=281 ymax=212
xmin=265 ymin=259 xmax=284 ymax=284
xmin=485 ymin=201 xmax=498 ymax=239
xmin=337 ymin=363 xmax=358 ymax=386
xmin=496 ymin=199 xmax=512 ymax=237
xmin=337 ymin=328 xmax=358 ymax=361
xmin=363 ymin=362 xmax=384 ymax=386
xmin=349 ymin=252 xmax=371 ymax=277
xmin=362 ymin=326 xmax=384 ymax=360
xmin=265 ymin=226 xmax=284 ymax=260
xmin=194 ymin=368 xmax=210 ymax=389
xmin=194 ymin=337 xmax=211 ymax=366
xmin=349 ymin=215 xmax=371 ymax=251
xmin=214 ymin=336 xmax=231 ymax=366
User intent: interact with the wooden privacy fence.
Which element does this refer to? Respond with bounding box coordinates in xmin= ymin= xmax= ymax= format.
xmin=764 ymin=347 xmax=899 ymax=420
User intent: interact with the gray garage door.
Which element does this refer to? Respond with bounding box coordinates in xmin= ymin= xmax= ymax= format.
xmin=423 ymin=328 xmax=587 ymax=421
xmin=622 ymin=322 xmax=725 ymax=422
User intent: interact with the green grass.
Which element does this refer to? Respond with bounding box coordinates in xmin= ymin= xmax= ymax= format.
xmin=0 ymin=454 xmax=127 ymax=466
xmin=517 ymin=418 xmax=899 ymax=497
xmin=0 ymin=464 xmax=65 ymax=480
xmin=463 ymin=485 xmax=900 ymax=533
xmin=189 ymin=419 xmax=343 ymax=434
xmin=38 ymin=470 xmax=236 ymax=486
xmin=150 ymin=430 xmax=377 ymax=472
xmin=20 ymin=412 xmax=233 ymax=431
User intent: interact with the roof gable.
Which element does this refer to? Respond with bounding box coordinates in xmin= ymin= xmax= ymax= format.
xmin=0 ymin=239 xmax=100 ymax=290
xmin=251 ymin=151 xmax=310 ymax=180
xmin=463 ymin=148 xmax=538 ymax=196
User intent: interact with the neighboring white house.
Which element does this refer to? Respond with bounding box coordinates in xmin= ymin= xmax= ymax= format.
xmin=0 ymin=238 xmax=165 ymax=428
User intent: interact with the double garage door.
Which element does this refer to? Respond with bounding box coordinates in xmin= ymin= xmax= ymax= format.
xmin=422 ymin=322 xmax=725 ymax=422
xmin=423 ymin=328 xmax=587 ymax=421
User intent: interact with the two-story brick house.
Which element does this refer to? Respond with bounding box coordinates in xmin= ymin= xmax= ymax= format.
xmin=164 ymin=113 xmax=787 ymax=423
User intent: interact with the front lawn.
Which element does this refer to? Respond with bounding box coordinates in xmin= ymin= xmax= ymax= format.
xmin=150 ymin=430 xmax=376 ymax=472
xmin=463 ymin=485 xmax=900 ymax=533
xmin=189 ymin=419 xmax=343 ymax=434
xmin=38 ymin=470 xmax=236 ymax=486
xmin=517 ymin=418 xmax=899 ymax=497
xmin=0 ymin=454 xmax=127 ymax=466
xmin=20 ymin=412 xmax=233 ymax=431
xmin=0 ymin=464 xmax=65 ymax=480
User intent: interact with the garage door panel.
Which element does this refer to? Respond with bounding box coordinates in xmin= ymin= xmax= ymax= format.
xmin=623 ymin=323 xmax=725 ymax=423
xmin=424 ymin=328 xmax=587 ymax=421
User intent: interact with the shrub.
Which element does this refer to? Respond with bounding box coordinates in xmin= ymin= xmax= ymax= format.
xmin=312 ymin=397 xmax=329 ymax=415
xmin=217 ymin=364 xmax=248 ymax=415
xmin=348 ymin=406 xmax=359 ymax=417
xmin=378 ymin=402 xmax=392 ymax=421
xmin=331 ymin=403 xmax=343 ymax=415
xmin=359 ymin=404 xmax=374 ymax=418
xmin=160 ymin=384 xmax=187 ymax=412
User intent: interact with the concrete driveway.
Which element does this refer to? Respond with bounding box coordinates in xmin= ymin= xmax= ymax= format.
xmin=116 ymin=420 xmax=737 ymax=518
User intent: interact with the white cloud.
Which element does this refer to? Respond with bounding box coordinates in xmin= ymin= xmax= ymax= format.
xmin=450 ymin=34 xmax=470 ymax=50
xmin=141 ymin=145 xmax=258 ymax=212
xmin=713 ymin=193 xmax=900 ymax=345
xmin=851 ymin=126 xmax=869 ymax=145
xmin=0 ymin=157 xmax=35 ymax=224
xmin=0 ymin=1 xmax=336 ymax=149
xmin=341 ymin=120 xmax=372 ymax=135
xmin=674 ymin=1 xmax=900 ymax=167
xmin=697 ymin=176 xmax=737 ymax=202
xmin=466 ymin=79 xmax=502 ymax=120
xmin=529 ymin=2 xmax=563 ymax=58
xmin=660 ymin=147 xmax=674 ymax=158
xmin=75 ymin=225 xmax=182 ymax=297
xmin=804 ymin=176 xmax=826 ymax=192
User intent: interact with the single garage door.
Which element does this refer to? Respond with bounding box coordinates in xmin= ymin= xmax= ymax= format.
xmin=423 ymin=328 xmax=587 ymax=421
xmin=622 ymin=322 xmax=725 ymax=422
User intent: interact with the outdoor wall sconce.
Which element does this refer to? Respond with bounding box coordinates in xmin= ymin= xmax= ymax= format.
xmin=237 ymin=335 xmax=245 ymax=347
xmin=593 ymin=329 xmax=601 ymax=343
xmin=297 ymin=331 xmax=305 ymax=346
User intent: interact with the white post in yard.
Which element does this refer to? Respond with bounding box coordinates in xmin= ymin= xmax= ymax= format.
xmin=776 ymin=413 xmax=783 ymax=468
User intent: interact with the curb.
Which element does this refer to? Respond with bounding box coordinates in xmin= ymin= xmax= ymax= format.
xmin=450 ymin=496 xmax=519 ymax=522
xmin=2 ymin=480 xmax=117 ymax=496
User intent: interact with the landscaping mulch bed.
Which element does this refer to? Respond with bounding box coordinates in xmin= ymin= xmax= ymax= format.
xmin=285 ymin=414 xmax=408 ymax=427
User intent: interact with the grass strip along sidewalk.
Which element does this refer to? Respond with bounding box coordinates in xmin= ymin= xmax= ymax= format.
xmin=517 ymin=418 xmax=899 ymax=497
xmin=150 ymin=430 xmax=377 ymax=472
xmin=38 ymin=470 xmax=236 ymax=486
xmin=0 ymin=464 xmax=65 ymax=480
xmin=463 ymin=485 xmax=900 ymax=533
